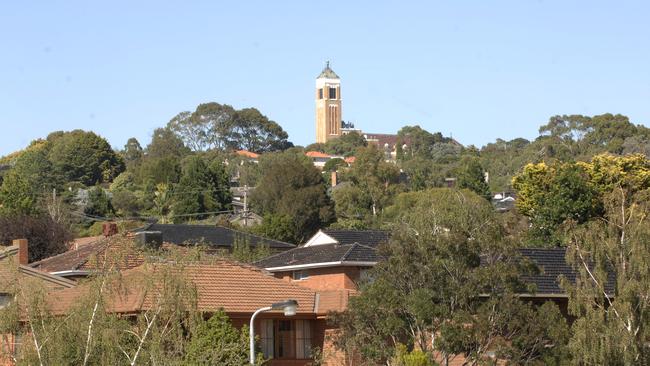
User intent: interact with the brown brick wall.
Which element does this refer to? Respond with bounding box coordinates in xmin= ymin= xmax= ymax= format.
xmin=274 ymin=267 xmax=362 ymax=292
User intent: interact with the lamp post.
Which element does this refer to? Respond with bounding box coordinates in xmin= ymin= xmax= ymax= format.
xmin=249 ymin=299 xmax=298 ymax=365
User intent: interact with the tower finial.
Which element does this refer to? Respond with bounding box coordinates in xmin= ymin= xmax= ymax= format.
xmin=326 ymin=60 xmax=330 ymax=69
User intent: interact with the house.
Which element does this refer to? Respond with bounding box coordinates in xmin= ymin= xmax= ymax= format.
xmin=45 ymin=259 xmax=345 ymax=366
xmin=305 ymin=151 xmax=339 ymax=169
xmin=1 ymin=240 xmax=76 ymax=364
xmin=256 ymin=229 xmax=388 ymax=293
xmin=30 ymin=224 xmax=295 ymax=280
xmin=137 ymin=223 xmax=295 ymax=251
xmin=235 ymin=149 xmax=260 ymax=162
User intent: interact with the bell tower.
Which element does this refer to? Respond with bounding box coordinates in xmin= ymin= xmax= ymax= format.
xmin=315 ymin=62 xmax=341 ymax=143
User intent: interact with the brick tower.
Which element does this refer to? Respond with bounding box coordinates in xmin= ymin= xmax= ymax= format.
xmin=315 ymin=62 xmax=341 ymax=143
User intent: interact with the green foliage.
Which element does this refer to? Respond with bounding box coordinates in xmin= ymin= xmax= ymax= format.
xmin=172 ymin=156 xmax=231 ymax=223
xmin=323 ymin=157 xmax=345 ymax=172
xmin=396 ymin=125 xmax=459 ymax=162
xmin=343 ymin=145 xmax=403 ymax=219
xmin=84 ymin=186 xmax=114 ymax=218
xmin=230 ymin=235 xmax=271 ymax=263
xmin=251 ymin=151 xmax=333 ymax=243
xmin=333 ymin=188 xmax=569 ymax=365
xmin=167 ymin=102 xmax=292 ymax=153
xmin=0 ymin=148 xmax=55 ymax=215
xmin=252 ymin=214 xmax=297 ymax=243
xmin=563 ymin=187 xmax=650 ymax=364
xmin=455 ymin=155 xmax=491 ymax=200
xmin=392 ymin=344 xmax=436 ymax=366
xmin=513 ymin=154 xmax=650 ymax=245
xmin=47 ymin=130 xmax=125 ymax=185
xmin=184 ymin=310 xmax=250 ymax=366
xmin=122 ymin=137 xmax=143 ymax=166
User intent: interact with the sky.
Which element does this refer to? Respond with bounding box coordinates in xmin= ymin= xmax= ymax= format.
xmin=1 ymin=0 xmax=649 ymax=155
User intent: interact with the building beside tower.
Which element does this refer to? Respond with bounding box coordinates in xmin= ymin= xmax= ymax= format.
xmin=315 ymin=62 xmax=342 ymax=143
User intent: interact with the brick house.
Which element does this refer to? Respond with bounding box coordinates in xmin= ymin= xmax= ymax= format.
xmin=255 ymin=229 xmax=388 ymax=293
xmin=46 ymin=260 xmax=337 ymax=366
xmin=0 ymin=241 xmax=76 ymax=365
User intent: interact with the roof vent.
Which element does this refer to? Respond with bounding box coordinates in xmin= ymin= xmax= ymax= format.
xmin=135 ymin=231 xmax=163 ymax=250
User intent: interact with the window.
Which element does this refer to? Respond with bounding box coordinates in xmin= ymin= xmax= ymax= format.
xmin=295 ymin=319 xmax=312 ymax=358
xmin=318 ymin=88 xmax=323 ymax=99
xmin=260 ymin=319 xmax=274 ymax=358
xmin=329 ymin=87 xmax=337 ymax=99
xmin=259 ymin=319 xmax=313 ymax=360
xmin=292 ymin=270 xmax=309 ymax=280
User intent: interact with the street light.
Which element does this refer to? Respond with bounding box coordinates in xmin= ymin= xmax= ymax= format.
xmin=249 ymin=299 xmax=298 ymax=365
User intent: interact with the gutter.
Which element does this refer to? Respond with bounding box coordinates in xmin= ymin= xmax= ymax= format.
xmin=50 ymin=270 xmax=91 ymax=277
xmin=265 ymin=261 xmax=377 ymax=272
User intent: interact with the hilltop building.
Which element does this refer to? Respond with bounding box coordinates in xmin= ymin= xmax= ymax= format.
xmin=314 ymin=63 xmax=413 ymax=160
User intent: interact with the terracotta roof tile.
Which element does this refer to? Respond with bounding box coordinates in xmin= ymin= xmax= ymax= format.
xmin=305 ymin=151 xmax=331 ymax=159
xmin=49 ymin=260 xmax=320 ymax=315
xmin=236 ymin=150 xmax=260 ymax=159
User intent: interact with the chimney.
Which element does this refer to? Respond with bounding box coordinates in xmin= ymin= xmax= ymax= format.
xmin=13 ymin=239 xmax=28 ymax=265
xmin=331 ymin=170 xmax=338 ymax=187
xmin=102 ymin=222 xmax=118 ymax=237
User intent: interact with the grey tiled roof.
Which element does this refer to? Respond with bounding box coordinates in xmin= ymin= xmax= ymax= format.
xmin=255 ymin=242 xmax=381 ymax=269
xmin=322 ymin=229 xmax=389 ymax=248
xmin=519 ymin=248 xmax=616 ymax=296
xmin=140 ymin=224 xmax=296 ymax=249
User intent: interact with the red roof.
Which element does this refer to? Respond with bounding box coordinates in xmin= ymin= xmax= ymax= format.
xmin=236 ymin=150 xmax=260 ymax=159
xmin=49 ymin=260 xmax=320 ymax=315
xmin=305 ymin=151 xmax=331 ymax=159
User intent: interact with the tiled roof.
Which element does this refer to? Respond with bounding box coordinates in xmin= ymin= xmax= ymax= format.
xmin=1 ymin=247 xmax=76 ymax=291
xmin=305 ymin=151 xmax=331 ymax=159
xmin=236 ymin=149 xmax=260 ymax=159
xmin=255 ymin=242 xmax=381 ymax=270
xmin=322 ymin=229 xmax=389 ymax=248
xmin=140 ymin=224 xmax=296 ymax=249
xmin=30 ymin=235 xmax=153 ymax=274
xmin=49 ymin=260 xmax=319 ymax=315
xmin=518 ymin=248 xmax=616 ymax=296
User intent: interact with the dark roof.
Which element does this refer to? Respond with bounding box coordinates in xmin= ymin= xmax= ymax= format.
xmin=518 ymin=248 xmax=616 ymax=296
xmin=256 ymin=242 xmax=381 ymax=269
xmin=322 ymin=229 xmax=389 ymax=248
xmin=141 ymin=224 xmax=295 ymax=249
xmin=317 ymin=61 xmax=339 ymax=79
xmin=31 ymin=239 xmax=110 ymax=272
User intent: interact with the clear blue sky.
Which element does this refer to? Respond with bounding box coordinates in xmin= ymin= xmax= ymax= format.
xmin=2 ymin=1 xmax=649 ymax=155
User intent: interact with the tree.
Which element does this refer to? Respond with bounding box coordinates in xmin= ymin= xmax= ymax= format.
xmin=563 ymin=187 xmax=650 ymax=364
xmin=122 ymin=137 xmax=143 ymax=166
xmin=184 ymin=310 xmax=251 ymax=365
xmin=347 ymin=146 xmax=402 ymax=217
xmin=85 ymin=186 xmax=114 ymax=218
xmin=146 ymin=127 xmax=191 ymax=160
xmin=251 ymin=151 xmax=333 ymax=243
xmin=0 ymin=148 xmax=56 ymax=215
xmin=228 ymin=107 xmax=292 ymax=153
xmin=512 ymin=154 xmax=650 ymax=244
xmin=0 ymin=214 xmax=72 ymax=262
xmin=455 ymin=156 xmax=491 ymax=200
xmin=46 ymin=130 xmax=125 ymax=185
xmin=172 ymin=156 xmax=231 ymax=223
xmin=323 ymin=131 xmax=367 ymax=156
xmin=333 ymin=189 xmax=569 ymax=365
